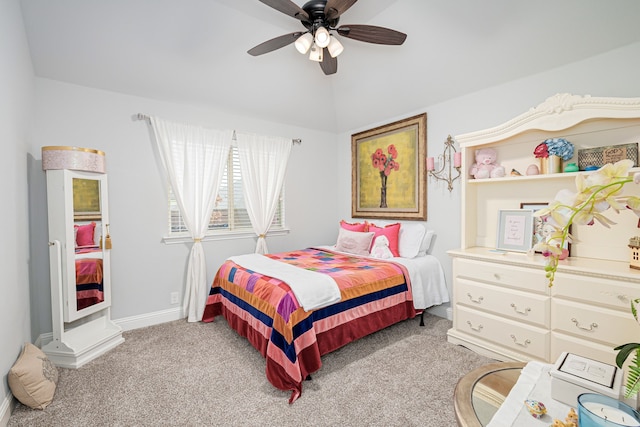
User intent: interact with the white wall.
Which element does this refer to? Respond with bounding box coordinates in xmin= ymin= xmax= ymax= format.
xmin=27 ymin=79 xmax=340 ymax=333
xmin=26 ymin=41 xmax=640 ymax=337
xmin=337 ymin=41 xmax=640 ymax=319
xmin=0 ymin=0 xmax=35 ymax=418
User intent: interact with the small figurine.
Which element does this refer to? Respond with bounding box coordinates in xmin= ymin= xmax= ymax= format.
xmin=524 ymin=399 xmax=547 ymax=419
xmin=510 ymin=168 xmax=522 ymax=176
xmin=549 ymin=407 xmax=578 ymax=427
xmin=526 ymin=164 xmax=540 ymax=175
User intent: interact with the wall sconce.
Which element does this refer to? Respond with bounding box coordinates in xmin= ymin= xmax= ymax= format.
xmin=426 ymin=135 xmax=461 ymax=192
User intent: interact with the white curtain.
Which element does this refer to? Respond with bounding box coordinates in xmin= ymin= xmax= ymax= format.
xmin=236 ymin=133 xmax=291 ymax=254
xmin=149 ymin=116 xmax=232 ymax=322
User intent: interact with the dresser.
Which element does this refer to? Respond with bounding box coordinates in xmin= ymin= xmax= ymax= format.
xmin=447 ymin=94 xmax=640 ymax=370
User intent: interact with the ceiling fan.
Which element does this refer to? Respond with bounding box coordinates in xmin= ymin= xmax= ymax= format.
xmin=247 ymin=0 xmax=407 ymax=75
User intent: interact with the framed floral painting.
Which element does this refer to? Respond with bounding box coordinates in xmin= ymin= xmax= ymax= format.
xmin=351 ymin=113 xmax=427 ymax=220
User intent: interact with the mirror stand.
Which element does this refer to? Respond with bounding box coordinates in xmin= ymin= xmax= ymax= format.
xmin=41 ymin=147 xmax=123 ymax=368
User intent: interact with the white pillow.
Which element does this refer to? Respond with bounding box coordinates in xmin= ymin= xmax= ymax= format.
xmin=398 ymin=223 xmax=427 ymax=258
xmin=335 ymin=228 xmax=375 ymax=256
xmin=417 ymin=229 xmax=435 ymax=256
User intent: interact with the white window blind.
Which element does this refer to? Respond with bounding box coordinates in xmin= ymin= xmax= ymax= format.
xmin=168 ymin=145 xmax=285 ymax=235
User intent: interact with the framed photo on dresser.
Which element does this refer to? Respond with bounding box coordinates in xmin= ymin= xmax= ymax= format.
xmin=496 ymin=209 xmax=534 ymax=252
xmin=520 ymin=202 xmax=571 ymax=254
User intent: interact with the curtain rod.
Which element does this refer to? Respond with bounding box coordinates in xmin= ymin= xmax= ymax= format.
xmin=135 ymin=113 xmax=302 ymax=145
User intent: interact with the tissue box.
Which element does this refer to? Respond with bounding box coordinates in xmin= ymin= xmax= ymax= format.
xmin=550 ymin=352 xmax=623 ymax=407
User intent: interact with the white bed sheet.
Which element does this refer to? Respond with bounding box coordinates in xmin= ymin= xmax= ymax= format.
xmin=315 ymin=245 xmax=450 ymax=310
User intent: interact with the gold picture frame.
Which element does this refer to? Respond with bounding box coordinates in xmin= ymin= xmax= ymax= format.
xmin=351 ymin=113 xmax=427 ymax=220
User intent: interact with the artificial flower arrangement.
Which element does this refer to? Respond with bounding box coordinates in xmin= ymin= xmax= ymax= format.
xmin=533 ymin=159 xmax=640 ymax=398
xmin=533 ymin=137 xmax=575 ymax=161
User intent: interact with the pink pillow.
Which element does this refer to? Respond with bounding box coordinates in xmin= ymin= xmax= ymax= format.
xmin=367 ymin=222 xmax=401 ymax=257
xmin=74 ymin=222 xmax=96 ymax=247
xmin=335 ymin=228 xmax=375 ymax=256
xmin=340 ymin=220 xmax=367 ymax=232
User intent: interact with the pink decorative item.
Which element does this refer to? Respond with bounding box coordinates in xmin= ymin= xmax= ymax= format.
xmin=526 ymin=164 xmax=540 ymax=175
xmin=42 ymin=146 xmax=106 ymax=173
xmin=426 ymin=157 xmax=435 ymax=171
xmin=468 ymin=147 xmax=505 ymax=179
xmin=454 ymin=152 xmax=462 ymax=168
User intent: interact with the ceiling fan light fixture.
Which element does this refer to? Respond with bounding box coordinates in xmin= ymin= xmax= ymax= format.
xmin=327 ymin=36 xmax=344 ymax=58
xmin=314 ymin=26 xmax=330 ymax=48
xmin=294 ymin=33 xmax=313 ymax=54
xmin=308 ymin=43 xmax=323 ymax=62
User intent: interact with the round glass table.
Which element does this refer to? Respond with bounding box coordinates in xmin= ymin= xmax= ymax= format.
xmin=454 ymin=361 xmax=526 ymax=427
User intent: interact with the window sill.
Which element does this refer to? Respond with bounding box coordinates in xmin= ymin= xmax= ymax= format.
xmin=162 ymin=228 xmax=290 ymax=245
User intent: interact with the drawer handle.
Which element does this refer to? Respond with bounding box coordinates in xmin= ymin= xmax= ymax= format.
xmin=466 ymin=321 xmax=483 ymax=332
xmin=510 ymin=303 xmax=531 ymax=315
xmin=467 ymin=293 xmax=484 ymax=304
xmin=510 ymin=334 xmax=531 ymax=347
xmin=493 ymin=273 xmax=500 ymax=280
xmin=571 ymin=318 xmax=598 ymax=331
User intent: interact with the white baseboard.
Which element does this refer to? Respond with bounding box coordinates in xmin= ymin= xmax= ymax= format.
xmin=0 ymin=392 xmax=14 ymax=427
xmin=37 ymin=307 xmax=185 ymax=348
xmin=114 ymin=307 xmax=184 ymax=331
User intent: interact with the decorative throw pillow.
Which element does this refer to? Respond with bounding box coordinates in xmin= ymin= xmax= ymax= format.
xmin=335 ymin=228 xmax=375 ymax=256
xmin=339 ymin=220 xmax=367 ymax=232
xmin=8 ymin=343 xmax=59 ymax=410
xmin=367 ymin=222 xmax=401 ymax=257
xmin=74 ymin=222 xmax=96 ymax=247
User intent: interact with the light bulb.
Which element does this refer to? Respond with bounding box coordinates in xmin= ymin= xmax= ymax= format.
xmin=314 ymin=26 xmax=330 ymax=48
xmin=309 ymin=43 xmax=323 ymax=62
xmin=327 ymin=36 xmax=344 ymax=58
xmin=294 ymin=33 xmax=313 ymax=54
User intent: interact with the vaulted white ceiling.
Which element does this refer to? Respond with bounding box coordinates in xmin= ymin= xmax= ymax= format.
xmin=19 ymin=0 xmax=640 ymax=132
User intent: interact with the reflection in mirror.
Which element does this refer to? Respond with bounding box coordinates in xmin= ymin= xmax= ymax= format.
xmin=72 ymin=178 xmax=104 ymax=312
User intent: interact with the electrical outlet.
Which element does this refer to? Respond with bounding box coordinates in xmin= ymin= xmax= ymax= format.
xmin=170 ymin=292 xmax=179 ymax=305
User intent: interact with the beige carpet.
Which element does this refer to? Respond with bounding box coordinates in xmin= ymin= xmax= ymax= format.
xmin=8 ymin=313 xmax=493 ymax=427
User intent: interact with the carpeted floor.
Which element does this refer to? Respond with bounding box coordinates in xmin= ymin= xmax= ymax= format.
xmin=8 ymin=313 xmax=493 ymax=427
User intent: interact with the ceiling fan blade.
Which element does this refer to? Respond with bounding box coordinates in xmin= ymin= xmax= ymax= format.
xmin=259 ymin=0 xmax=310 ymax=23
xmin=324 ymin=0 xmax=358 ymax=20
xmin=247 ymin=32 xmax=305 ymax=56
xmin=336 ymin=24 xmax=407 ymax=45
xmin=319 ymin=49 xmax=337 ymax=75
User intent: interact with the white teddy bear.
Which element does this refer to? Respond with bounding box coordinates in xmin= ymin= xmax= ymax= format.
xmin=370 ymin=235 xmax=394 ymax=259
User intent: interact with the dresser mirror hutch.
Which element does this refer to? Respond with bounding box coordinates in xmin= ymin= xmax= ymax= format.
xmin=448 ymin=94 xmax=640 ymax=377
xmin=41 ymin=146 xmax=123 ymax=368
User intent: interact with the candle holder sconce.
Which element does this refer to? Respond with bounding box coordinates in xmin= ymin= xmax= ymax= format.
xmin=426 ymin=135 xmax=461 ymax=192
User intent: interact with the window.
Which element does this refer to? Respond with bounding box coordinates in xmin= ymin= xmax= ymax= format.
xmin=168 ymin=145 xmax=285 ymax=236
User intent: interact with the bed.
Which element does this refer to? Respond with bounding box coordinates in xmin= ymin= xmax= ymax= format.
xmin=202 ymin=222 xmax=449 ymax=403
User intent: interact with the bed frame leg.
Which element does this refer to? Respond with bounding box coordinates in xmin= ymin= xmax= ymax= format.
xmin=419 ymin=311 xmax=425 ymax=327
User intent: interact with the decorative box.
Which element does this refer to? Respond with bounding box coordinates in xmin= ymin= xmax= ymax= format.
xmin=42 ymin=146 xmax=106 ymax=173
xmin=578 ymin=142 xmax=638 ymax=170
xmin=550 ymin=352 xmax=623 ymax=408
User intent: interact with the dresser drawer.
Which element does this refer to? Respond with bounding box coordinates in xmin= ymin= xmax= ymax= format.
xmin=454 ymin=258 xmax=547 ymax=294
xmin=455 ymin=305 xmax=549 ymax=360
xmin=552 ymin=272 xmax=640 ymax=310
xmin=551 ymin=299 xmax=638 ymax=347
xmin=455 ymin=278 xmax=550 ymax=327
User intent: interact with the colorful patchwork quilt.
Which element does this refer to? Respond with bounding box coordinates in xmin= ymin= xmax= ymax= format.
xmin=202 ymin=248 xmax=416 ymax=403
